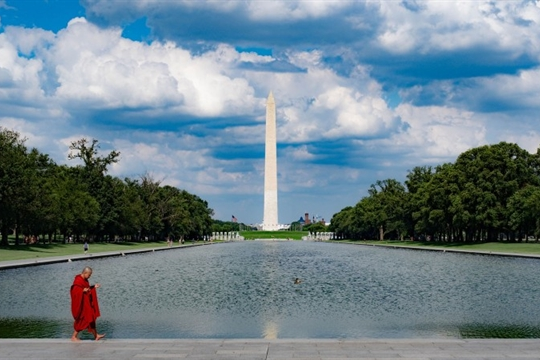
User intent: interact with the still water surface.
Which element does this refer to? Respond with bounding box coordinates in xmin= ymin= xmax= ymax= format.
xmin=1 ymin=241 xmax=540 ymax=339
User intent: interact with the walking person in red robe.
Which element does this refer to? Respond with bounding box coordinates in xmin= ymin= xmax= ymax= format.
xmin=70 ymin=266 xmax=105 ymax=341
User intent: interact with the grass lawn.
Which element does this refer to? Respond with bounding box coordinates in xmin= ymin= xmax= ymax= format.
xmin=0 ymin=241 xmax=194 ymax=262
xmin=240 ymin=231 xmax=307 ymax=240
xmin=334 ymin=239 xmax=540 ymax=255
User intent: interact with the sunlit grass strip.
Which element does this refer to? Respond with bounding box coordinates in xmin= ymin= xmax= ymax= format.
xmin=334 ymin=240 xmax=540 ymax=255
xmin=240 ymin=231 xmax=308 ymax=240
xmin=0 ymin=241 xmax=205 ymax=262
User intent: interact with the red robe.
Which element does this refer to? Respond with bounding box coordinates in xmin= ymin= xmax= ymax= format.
xmin=70 ymin=274 xmax=101 ymax=332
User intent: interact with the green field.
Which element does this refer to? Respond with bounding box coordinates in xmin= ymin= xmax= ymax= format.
xmin=0 ymin=241 xmax=200 ymax=262
xmin=240 ymin=231 xmax=307 ymax=240
xmin=335 ymin=240 xmax=540 ymax=255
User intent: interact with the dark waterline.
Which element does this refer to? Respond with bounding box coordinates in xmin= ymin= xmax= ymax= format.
xmin=1 ymin=241 xmax=540 ymax=339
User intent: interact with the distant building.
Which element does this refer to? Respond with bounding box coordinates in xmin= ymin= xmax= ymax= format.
xmin=296 ymin=213 xmax=327 ymax=227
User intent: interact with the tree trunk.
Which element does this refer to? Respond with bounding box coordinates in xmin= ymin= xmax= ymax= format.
xmin=15 ymin=225 xmax=20 ymax=246
xmin=379 ymin=225 xmax=384 ymax=241
xmin=1 ymin=225 xmax=9 ymax=246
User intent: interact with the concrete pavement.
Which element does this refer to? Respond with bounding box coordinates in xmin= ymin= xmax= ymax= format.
xmin=1 ymin=338 xmax=540 ymax=360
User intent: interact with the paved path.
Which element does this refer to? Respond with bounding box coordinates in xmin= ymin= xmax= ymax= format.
xmin=1 ymin=338 xmax=540 ymax=360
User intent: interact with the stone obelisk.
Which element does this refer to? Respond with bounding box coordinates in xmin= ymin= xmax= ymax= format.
xmin=262 ymin=92 xmax=279 ymax=230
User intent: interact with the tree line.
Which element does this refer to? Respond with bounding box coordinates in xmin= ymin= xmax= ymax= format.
xmin=211 ymin=220 xmax=257 ymax=232
xmin=329 ymin=142 xmax=540 ymax=242
xmin=0 ymin=127 xmax=214 ymax=246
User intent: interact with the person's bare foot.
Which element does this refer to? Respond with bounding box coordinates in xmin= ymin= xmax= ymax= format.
xmin=95 ymin=334 xmax=105 ymax=341
xmin=71 ymin=337 xmax=81 ymax=342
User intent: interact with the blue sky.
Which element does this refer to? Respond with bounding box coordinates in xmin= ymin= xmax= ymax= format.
xmin=1 ymin=0 xmax=540 ymax=225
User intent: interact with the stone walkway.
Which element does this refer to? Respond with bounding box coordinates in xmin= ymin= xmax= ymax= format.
xmin=1 ymin=338 xmax=540 ymax=360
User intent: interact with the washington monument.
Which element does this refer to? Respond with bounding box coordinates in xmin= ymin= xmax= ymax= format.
xmin=262 ymin=92 xmax=279 ymax=230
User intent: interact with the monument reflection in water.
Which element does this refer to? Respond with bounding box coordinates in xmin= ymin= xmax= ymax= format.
xmin=2 ymin=241 xmax=540 ymax=339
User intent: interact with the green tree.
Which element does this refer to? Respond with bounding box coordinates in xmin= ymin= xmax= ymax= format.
xmin=367 ymin=179 xmax=408 ymax=240
xmin=17 ymin=150 xmax=58 ymax=243
xmin=0 ymin=128 xmax=31 ymax=245
xmin=68 ymin=138 xmax=120 ymax=240
xmin=453 ymin=142 xmax=539 ymax=241
xmin=508 ymin=185 xmax=540 ymax=241
xmin=306 ymin=222 xmax=327 ymax=233
xmin=329 ymin=206 xmax=357 ymax=239
xmin=1 ymin=128 xmax=215 ymax=245
xmin=413 ymin=163 xmax=461 ymax=241
xmin=405 ymin=166 xmax=433 ymax=239
xmin=115 ymin=178 xmax=146 ymax=239
xmin=51 ymin=166 xmax=100 ymax=242
xmin=68 ymin=138 xmax=120 ymax=175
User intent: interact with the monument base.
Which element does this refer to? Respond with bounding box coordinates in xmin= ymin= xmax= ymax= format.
xmin=260 ymin=223 xmax=285 ymax=231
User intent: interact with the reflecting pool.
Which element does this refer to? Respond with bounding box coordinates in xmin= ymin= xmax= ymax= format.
xmin=1 ymin=241 xmax=540 ymax=339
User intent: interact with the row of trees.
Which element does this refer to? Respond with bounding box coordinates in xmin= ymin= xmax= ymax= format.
xmin=211 ymin=220 xmax=257 ymax=232
xmin=289 ymin=221 xmax=327 ymax=233
xmin=0 ymin=127 xmax=214 ymax=246
xmin=329 ymin=142 xmax=540 ymax=242
xmin=211 ymin=221 xmax=328 ymax=233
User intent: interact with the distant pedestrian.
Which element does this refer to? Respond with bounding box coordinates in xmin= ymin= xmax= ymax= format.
xmin=83 ymin=241 xmax=89 ymax=254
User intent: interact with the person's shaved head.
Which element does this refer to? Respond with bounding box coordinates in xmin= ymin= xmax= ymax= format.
xmin=81 ymin=267 xmax=93 ymax=279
